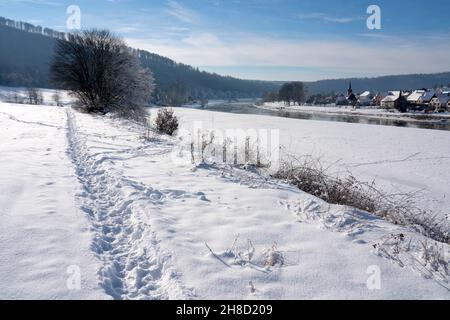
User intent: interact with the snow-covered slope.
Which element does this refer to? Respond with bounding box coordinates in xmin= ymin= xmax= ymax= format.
xmin=0 ymin=104 xmax=108 ymax=299
xmin=0 ymin=102 xmax=449 ymax=299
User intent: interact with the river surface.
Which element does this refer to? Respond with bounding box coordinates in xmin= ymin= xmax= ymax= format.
xmin=201 ymin=102 xmax=450 ymax=131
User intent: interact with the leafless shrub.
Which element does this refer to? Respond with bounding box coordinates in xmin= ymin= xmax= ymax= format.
xmin=418 ymin=239 xmax=449 ymax=277
xmin=26 ymin=87 xmax=43 ymax=105
xmin=4 ymin=92 xmax=24 ymax=104
xmin=374 ymin=233 xmax=449 ymax=288
xmin=51 ymin=29 xmax=154 ymax=120
xmin=205 ymin=236 xmax=288 ymax=271
xmin=248 ymin=281 xmax=256 ymax=294
xmin=222 ymin=137 xmax=232 ymax=164
xmin=273 ymin=154 xmax=450 ymax=244
xmin=141 ymin=124 xmax=159 ymax=142
xmin=201 ymin=131 xmax=215 ymax=163
xmin=155 ymin=108 xmax=179 ymax=136
xmin=52 ymin=91 xmax=62 ymax=106
xmin=263 ymin=242 xmax=284 ymax=267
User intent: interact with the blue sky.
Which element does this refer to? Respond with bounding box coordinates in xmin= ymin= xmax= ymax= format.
xmin=1 ymin=0 xmax=450 ymax=80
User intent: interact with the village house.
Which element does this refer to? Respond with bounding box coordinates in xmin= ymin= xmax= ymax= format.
xmin=406 ymin=90 xmax=426 ymax=111
xmin=417 ymin=90 xmax=436 ymax=106
xmin=380 ymin=91 xmax=401 ymax=109
xmin=436 ymin=87 xmax=450 ymax=95
xmin=335 ymin=93 xmax=347 ymax=106
xmin=372 ymin=92 xmax=388 ymax=107
xmin=357 ymin=91 xmax=374 ymax=107
xmin=380 ymin=91 xmax=409 ymax=111
xmin=333 ymin=85 xmax=446 ymax=113
xmin=430 ymin=93 xmax=450 ymax=112
xmin=407 ymin=90 xmax=425 ymax=106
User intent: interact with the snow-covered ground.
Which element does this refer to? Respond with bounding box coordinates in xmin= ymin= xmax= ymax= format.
xmin=0 ymin=86 xmax=73 ymax=106
xmin=261 ymin=102 xmax=450 ymax=121
xmin=0 ymin=104 xmax=108 ymax=299
xmin=173 ymin=108 xmax=450 ymax=219
xmin=0 ymin=99 xmax=449 ymax=299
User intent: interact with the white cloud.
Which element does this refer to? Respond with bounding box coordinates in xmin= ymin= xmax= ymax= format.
xmin=165 ymin=0 xmax=198 ymax=24
xmin=296 ymin=12 xmax=364 ymax=24
xmin=126 ymin=32 xmax=450 ymax=81
xmin=0 ymin=0 xmax=61 ymax=5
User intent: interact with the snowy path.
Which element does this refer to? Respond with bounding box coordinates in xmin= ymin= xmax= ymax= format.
xmin=65 ymin=109 xmax=194 ymax=299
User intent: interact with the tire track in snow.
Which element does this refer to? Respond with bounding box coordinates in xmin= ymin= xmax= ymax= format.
xmin=65 ymin=109 xmax=195 ymax=300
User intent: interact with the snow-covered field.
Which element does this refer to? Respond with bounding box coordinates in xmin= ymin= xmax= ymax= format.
xmin=0 ymin=98 xmax=449 ymax=299
xmin=174 ymin=108 xmax=450 ymax=218
xmin=0 ymin=86 xmax=73 ymax=106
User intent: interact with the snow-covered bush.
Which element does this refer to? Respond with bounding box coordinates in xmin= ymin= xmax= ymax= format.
xmin=155 ymin=108 xmax=179 ymax=136
xmin=50 ymin=29 xmax=154 ymax=120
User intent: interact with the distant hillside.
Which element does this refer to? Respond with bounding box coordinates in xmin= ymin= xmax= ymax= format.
xmin=305 ymin=73 xmax=450 ymax=95
xmin=0 ymin=18 xmax=279 ymax=99
xmin=0 ymin=23 xmax=56 ymax=88
xmin=2 ymin=17 xmax=450 ymax=99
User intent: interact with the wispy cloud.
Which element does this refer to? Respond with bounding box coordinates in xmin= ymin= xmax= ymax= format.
xmin=0 ymin=0 xmax=61 ymax=6
xmin=126 ymin=31 xmax=450 ymax=81
xmin=296 ymin=12 xmax=364 ymax=24
xmin=165 ymin=0 xmax=198 ymax=24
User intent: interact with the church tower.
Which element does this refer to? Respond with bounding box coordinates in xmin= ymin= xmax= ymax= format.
xmin=347 ymin=81 xmax=353 ymax=97
xmin=346 ymin=81 xmax=358 ymax=106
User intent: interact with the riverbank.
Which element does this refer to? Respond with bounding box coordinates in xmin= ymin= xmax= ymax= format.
xmin=260 ymin=102 xmax=450 ymax=122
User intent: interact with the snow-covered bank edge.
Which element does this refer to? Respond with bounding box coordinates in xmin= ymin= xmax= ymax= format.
xmin=259 ymin=103 xmax=450 ymax=123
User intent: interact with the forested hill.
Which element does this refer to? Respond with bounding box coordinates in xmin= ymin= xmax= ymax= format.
xmin=305 ymin=72 xmax=450 ymax=95
xmin=0 ymin=18 xmax=279 ymax=99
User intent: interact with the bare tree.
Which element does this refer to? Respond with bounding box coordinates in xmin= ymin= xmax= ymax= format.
xmin=26 ymin=87 xmax=43 ymax=105
xmin=292 ymin=82 xmax=306 ymax=106
xmin=6 ymin=92 xmax=22 ymax=104
xmin=278 ymin=83 xmax=294 ymax=106
xmin=52 ymin=92 xmax=62 ymax=106
xmin=278 ymin=82 xmax=306 ymax=106
xmin=13 ymin=92 xmax=21 ymax=104
xmin=50 ymin=29 xmax=154 ymax=119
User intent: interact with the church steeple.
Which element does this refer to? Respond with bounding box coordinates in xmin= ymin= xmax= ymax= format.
xmin=348 ymin=81 xmax=353 ymax=96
